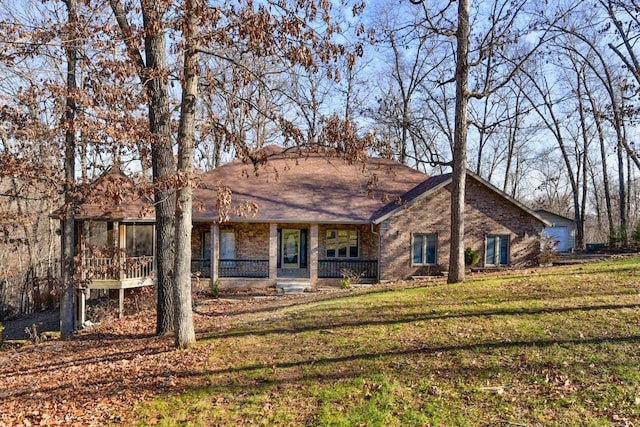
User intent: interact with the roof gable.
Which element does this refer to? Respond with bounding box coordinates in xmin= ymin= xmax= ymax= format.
xmin=71 ymin=168 xmax=154 ymax=220
xmin=534 ymin=209 xmax=576 ymax=226
xmin=372 ymin=170 xmax=549 ymax=226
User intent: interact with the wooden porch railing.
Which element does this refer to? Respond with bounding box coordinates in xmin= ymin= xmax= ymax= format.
xmin=124 ymin=256 xmax=154 ymax=279
xmin=318 ymin=259 xmax=378 ymax=279
xmin=82 ymin=252 xmax=154 ymax=281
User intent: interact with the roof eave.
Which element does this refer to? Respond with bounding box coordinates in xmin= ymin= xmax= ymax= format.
xmin=193 ymin=217 xmax=373 ymax=225
xmin=465 ymin=170 xmax=552 ymax=227
xmin=372 ymin=177 xmax=452 ymax=225
xmin=372 ymin=170 xmax=552 ymax=228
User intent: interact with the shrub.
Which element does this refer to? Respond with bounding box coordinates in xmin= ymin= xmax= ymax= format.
xmin=539 ymin=232 xmax=558 ymax=266
xmin=210 ymin=280 xmax=221 ymax=298
xmin=340 ymin=279 xmax=351 ymax=289
xmin=464 ymin=247 xmax=480 ymax=266
xmin=340 ymin=268 xmax=364 ymax=285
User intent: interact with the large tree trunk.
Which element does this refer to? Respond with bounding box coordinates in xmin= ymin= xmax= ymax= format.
xmin=142 ymin=0 xmax=176 ymax=335
xmin=448 ymin=0 xmax=470 ymax=284
xmin=173 ymin=0 xmax=200 ymax=349
xmin=110 ymin=0 xmax=176 ymax=333
xmin=60 ymin=0 xmax=78 ymax=339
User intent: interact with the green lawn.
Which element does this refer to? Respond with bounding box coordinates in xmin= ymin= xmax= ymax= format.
xmin=135 ymin=257 xmax=640 ymax=426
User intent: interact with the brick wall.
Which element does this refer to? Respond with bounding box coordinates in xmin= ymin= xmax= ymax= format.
xmin=191 ymin=222 xmax=272 ymax=261
xmin=220 ymin=223 xmax=270 ymax=259
xmin=191 ymin=224 xmax=207 ymax=257
xmin=212 ymin=223 xmax=380 ymax=262
xmin=317 ymin=224 xmax=378 ymax=260
xmin=379 ymin=176 xmax=545 ymax=281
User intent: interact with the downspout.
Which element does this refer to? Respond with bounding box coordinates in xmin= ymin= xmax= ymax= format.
xmin=371 ymin=222 xmax=381 ymax=282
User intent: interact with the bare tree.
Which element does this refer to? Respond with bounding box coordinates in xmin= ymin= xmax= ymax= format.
xmin=602 ymin=0 xmax=640 ymax=88
xmin=171 ymin=0 xmax=200 ymax=349
xmin=555 ymin=25 xmax=639 ymax=244
xmin=409 ymin=0 xmax=572 ymax=282
xmin=59 ymin=0 xmax=79 ymax=339
xmin=521 ymin=62 xmax=587 ymax=248
xmin=363 ymin=4 xmax=449 ymax=169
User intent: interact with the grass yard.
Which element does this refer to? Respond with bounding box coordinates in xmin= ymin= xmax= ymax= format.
xmin=135 ymin=257 xmax=640 ymax=426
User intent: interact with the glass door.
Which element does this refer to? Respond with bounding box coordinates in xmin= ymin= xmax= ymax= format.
xmin=281 ymin=229 xmax=300 ymax=268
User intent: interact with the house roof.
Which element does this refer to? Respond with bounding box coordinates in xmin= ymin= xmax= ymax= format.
xmin=534 ymin=209 xmax=576 ymax=224
xmin=193 ymin=146 xmax=429 ymax=223
xmin=69 ymin=168 xmax=154 ymax=220
xmin=65 ymin=146 xmax=548 ymax=227
xmin=372 ymin=170 xmax=550 ymax=226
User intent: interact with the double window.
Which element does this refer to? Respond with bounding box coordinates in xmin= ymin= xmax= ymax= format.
xmin=412 ymin=233 xmax=437 ymax=265
xmin=486 ymin=235 xmax=509 ymax=266
xmin=326 ymin=230 xmax=359 ymax=258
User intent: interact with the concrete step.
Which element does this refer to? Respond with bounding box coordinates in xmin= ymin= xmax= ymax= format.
xmin=276 ymin=280 xmax=311 ymax=294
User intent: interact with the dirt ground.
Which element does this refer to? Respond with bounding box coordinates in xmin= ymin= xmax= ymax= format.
xmin=1 ymin=309 xmax=60 ymax=340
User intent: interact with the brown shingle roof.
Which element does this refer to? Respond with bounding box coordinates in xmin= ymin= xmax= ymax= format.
xmin=193 ymin=146 xmax=430 ymax=223
xmin=72 ymin=168 xmax=154 ymax=220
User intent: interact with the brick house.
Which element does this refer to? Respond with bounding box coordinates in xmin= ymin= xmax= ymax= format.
xmin=69 ymin=146 xmax=548 ymax=303
xmin=190 ymin=146 xmax=548 ymax=291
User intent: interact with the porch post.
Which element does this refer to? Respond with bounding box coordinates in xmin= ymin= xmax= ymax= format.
xmin=310 ymin=224 xmax=318 ymax=287
xmin=78 ymin=289 xmax=86 ymax=326
xmin=118 ymin=288 xmax=124 ymax=319
xmin=117 ymin=222 xmax=125 ymax=281
xmin=212 ymin=223 xmax=219 ymax=282
xmin=118 ymin=223 xmax=125 ymax=319
xmin=269 ymin=223 xmax=277 ymax=283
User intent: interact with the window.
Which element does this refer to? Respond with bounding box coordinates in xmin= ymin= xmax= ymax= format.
xmin=125 ymin=224 xmax=153 ymax=257
xmin=326 ymin=230 xmax=359 ymax=258
xmin=220 ymin=231 xmax=235 ymax=260
xmin=202 ymin=230 xmax=211 ymax=259
xmin=486 ymin=235 xmax=509 ymax=266
xmin=83 ymin=221 xmax=116 ymax=247
xmin=412 ymin=233 xmax=437 ymax=265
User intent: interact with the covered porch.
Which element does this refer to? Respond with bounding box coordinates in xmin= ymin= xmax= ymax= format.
xmin=190 ymin=222 xmax=379 ymax=291
xmin=76 ymin=220 xmax=155 ymax=322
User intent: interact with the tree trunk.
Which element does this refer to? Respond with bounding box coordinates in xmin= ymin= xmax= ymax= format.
xmin=575 ymin=66 xmax=588 ymax=251
xmin=503 ymin=89 xmax=521 ymax=196
xmin=448 ymin=0 xmax=470 ymax=284
xmin=586 ymin=87 xmax=615 ymax=239
xmin=110 ymin=0 xmax=177 ymax=334
xmin=60 ymin=0 xmax=78 ymax=339
xmin=617 ymin=137 xmax=626 ymax=244
xmin=173 ymin=0 xmax=200 ymax=349
xmin=142 ymin=0 xmax=176 ymax=335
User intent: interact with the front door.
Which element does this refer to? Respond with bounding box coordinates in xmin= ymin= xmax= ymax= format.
xmin=281 ymin=229 xmax=300 ymax=268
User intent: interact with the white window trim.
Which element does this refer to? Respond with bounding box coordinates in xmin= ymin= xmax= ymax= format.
xmin=325 ymin=229 xmax=359 ymax=259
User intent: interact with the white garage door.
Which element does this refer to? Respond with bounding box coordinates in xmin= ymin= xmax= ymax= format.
xmin=543 ymin=227 xmax=569 ymax=252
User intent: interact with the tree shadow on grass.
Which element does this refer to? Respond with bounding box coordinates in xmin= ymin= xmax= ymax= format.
xmin=197 ymin=333 xmax=640 ymax=390
xmin=158 ymin=332 xmax=640 ymax=424
xmin=198 ymin=301 xmax=640 ymax=341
